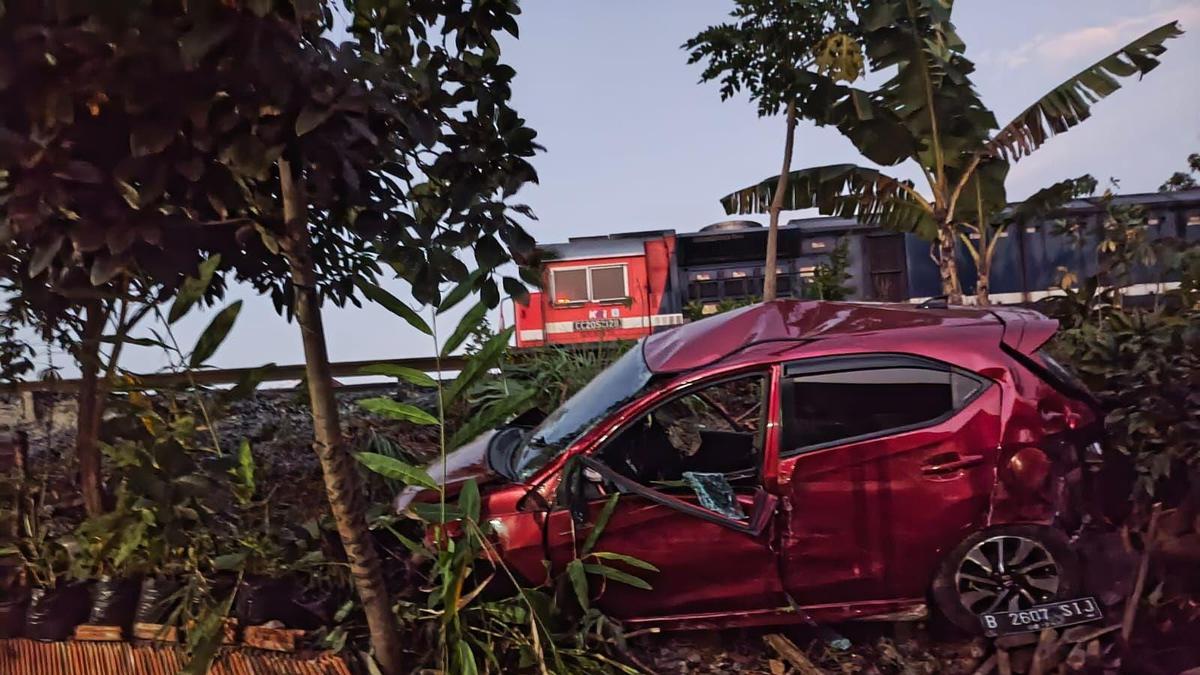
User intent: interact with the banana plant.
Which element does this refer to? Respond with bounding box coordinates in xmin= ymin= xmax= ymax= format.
xmin=719 ymin=0 xmax=1182 ymax=305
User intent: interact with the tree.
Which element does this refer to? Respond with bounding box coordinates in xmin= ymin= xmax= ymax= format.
xmin=1160 ymin=152 xmax=1200 ymax=192
xmin=0 ymin=1 xmax=249 ymax=515
xmin=719 ymin=0 xmax=1181 ymax=305
xmin=684 ymin=0 xmax=863 ymax=301
xmin=0 ymin=2 xmax=540 ymax=671
xmin=803 ymin=237 xmax=854 ymax=300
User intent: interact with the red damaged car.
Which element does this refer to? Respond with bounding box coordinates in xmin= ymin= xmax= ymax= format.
xmin=397 ymin=300 xmax=1104 ymax=634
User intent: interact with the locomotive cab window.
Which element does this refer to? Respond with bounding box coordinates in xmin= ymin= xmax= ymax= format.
xmin=551 ymin=268 xmax=589 ymax=304
xmin=590 ymin=265 xmax=627 ymax=301
xmin=781 ymin=356 xmax=987 ymax=454
xmin=551 ymin=265 xmax=628 ymax=304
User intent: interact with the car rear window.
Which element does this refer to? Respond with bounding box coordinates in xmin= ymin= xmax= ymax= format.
xmin=781 ymin=364 xmax=986 ymax=453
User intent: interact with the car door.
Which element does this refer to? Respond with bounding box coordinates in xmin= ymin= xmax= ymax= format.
xmin=525 ymin=371 xmax=786 ymax=620
xmin=775 ymin=354 xmax=1001 ymax=605
xmin=545 ymin=462 xmax=782 ymax=619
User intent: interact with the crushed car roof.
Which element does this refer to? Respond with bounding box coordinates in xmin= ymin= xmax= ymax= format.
xmin=641 ymin=300 xmax=1042 ymax=374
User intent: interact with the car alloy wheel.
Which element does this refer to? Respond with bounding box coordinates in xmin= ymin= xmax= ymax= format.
xmin=931 ymin=524 xmax=1080 ymax=634
xmin=955 ymin=535 xmax=1061 ymax=614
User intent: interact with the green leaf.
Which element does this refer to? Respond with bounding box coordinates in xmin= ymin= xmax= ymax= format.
xmin=408 ymin=502 xmax=461 ymax=523
xmin=234 ymin=439 xmax=255 ymax=501
xmin=583 ymin=563 xmax=652 ymax=591
xmin=296 ymin=103 xmax=333 ymax=137
xmin=438 ymin=269 xmax=484 ymax=313
xmin=721 ymin=163 xmax=933 ymax=237
xmin=581 ymin=493 xmax=618 ymax=556
xmin=458 ymin=479 xmax=480 ymax=523
xmin=566 ymin=559 xmax=589 ymax=610
xmin=588 ymin=551 xmax=659 ymax=572
xmin=357 ymin=363 xmax=436 ymax=387
xmin=358 ymin=397 xmax=440 ymax=426
xmin=169 ymin=254 xmax=222 ymax=324
xmin=28 ymin=236 xmax=62 ymax=278
xmin=246 ymin=0 xmax=272 ymax=17
xmin=447 ymin=386 xmax=534 ymax=450
xmin=213 ymin=551 xmax=248 ymax=571
xmin=445 ymin=326 xmax=514 ymax=402
xmin=90 ymin=254 xmax=125 ymax=285
xmin=354 ymin=452 xmax=437 ymax=489
xmin=180 ymin=22 xmax=235 ymax=67
xmin=988 ymin=22 xmax=1183 ymax=162
xmin=454 ymin=640 xmax=478 ymax=675
xmin=189 ymin=300 xmax=242 ymax=367
xmin=99 ymin=335 xmax=168 ymax=349
xmin=502 ymin=276 xmax=529 ymax=306
xmin=355 ymin=279 xmax=431 ymax=335
xmin=441 ymin=302 xmax=488 ymax=357
xmin=129 ymin=121 xmax=176 ymax=157
xmin=222 ymin=363 xmax=276 ymax=402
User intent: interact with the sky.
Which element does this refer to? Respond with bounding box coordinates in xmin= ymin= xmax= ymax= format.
xmin=23 ymin=0 xmax=1200 ymax=379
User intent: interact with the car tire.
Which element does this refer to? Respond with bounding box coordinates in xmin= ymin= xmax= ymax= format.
xmin=931 ymin=524 xmax=1081 ymax=635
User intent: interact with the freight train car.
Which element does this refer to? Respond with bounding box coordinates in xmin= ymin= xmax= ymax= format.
xmin=514 ymin=188 xmax=1200 ymax=347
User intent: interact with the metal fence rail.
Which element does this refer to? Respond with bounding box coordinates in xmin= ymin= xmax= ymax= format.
xmin=2 ymin=355 xmax=469 ymax=395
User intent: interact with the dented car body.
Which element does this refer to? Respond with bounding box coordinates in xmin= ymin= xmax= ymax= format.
xmin=398 ymin=300 xmax=1101 ymax=632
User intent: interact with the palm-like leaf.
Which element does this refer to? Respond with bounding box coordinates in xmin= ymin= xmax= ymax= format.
xmin=721 ymin=163 xmax=934 ymax=235
xmin=987 ymin=21 xmax=1183 ymax=161
xmin=1001 ymin=175 xmax=1098 ymax=224
xmin=810 ymin=77 xmax=920 ymax=166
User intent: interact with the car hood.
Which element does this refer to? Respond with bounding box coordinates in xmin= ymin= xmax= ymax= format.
xmin=392 ymin=429 xmax=500 ymax=513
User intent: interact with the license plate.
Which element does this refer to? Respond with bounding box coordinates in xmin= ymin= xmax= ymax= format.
xmin=980 ymin=597 xmax=1103 ymax=637
xmin=573 ymin=319 xmax=621 ymax=331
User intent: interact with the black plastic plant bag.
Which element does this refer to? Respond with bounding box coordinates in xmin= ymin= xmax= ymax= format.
xmin=134 ymin=577 xmax=181 ymax=624
xmin=86 ymin=576 xmax=141 ymax=630
xmin=290 ymin=586 xmax=335 ymax=630
xmin=235 ymin=576 xmax=296 ymax=626
xmin=236 ymin=577 xmax=336 ymax=629
xmin=24 ymin=582 xmax=91 ymax=641
xmin=0 ymin=591 xmax=28 ymax=638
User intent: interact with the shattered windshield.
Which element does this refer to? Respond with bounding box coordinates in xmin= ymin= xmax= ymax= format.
xmin=512 ymin=342 xmax=655 ymax=480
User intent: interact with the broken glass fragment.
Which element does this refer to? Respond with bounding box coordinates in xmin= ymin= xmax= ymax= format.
xmin=682 ymin=471 xmax=746 ymax=520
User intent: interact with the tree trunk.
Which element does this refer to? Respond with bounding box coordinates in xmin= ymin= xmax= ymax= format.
xmin=975 ymin=258 xmax=991 ymax=306
xmin=278 ymin=157 xmax=404 ymax=675
xmin=764 ymin=100 xmax=798 ymax=303
xmin=937 ymin=220 xmax=962 ymax=305
xmin=75 ymin=299 xmax=106 ymax=516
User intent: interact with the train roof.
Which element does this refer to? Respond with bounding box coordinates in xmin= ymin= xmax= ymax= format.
xmin=541 ymin=237 xmax=654 ymax=262
xmin=535 ymin=188 xmax=1200 ymax=261
xmin=641 ymin=299 xmax=1055 ymax=374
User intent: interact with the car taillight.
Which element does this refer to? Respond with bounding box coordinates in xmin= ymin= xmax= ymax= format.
xmin=1003 ymin=446 xmax=1051 ymax=494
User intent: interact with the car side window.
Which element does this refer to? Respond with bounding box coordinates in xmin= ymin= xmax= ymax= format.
xmin=781 ymin=358 xmax=985 ymax=454
xmin=595 ymin=374 xmax=766 ymax=490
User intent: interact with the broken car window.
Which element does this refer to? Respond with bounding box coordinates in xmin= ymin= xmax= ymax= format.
xmin=595 ymin=374 xmax=765 ymax=491
xmin=512 ymin=342 xmax=655 ymax=480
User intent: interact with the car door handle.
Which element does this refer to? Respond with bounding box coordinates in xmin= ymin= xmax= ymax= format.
xmin=921 ymin=453 xmax=985 ymax=476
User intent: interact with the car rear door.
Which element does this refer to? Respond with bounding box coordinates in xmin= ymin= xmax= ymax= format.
xmin=774 ymin=354 xmax=1002 ymax=605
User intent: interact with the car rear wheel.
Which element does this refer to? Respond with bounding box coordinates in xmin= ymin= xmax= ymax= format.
xmin=931 ymin=525 xmax=1080 ymax=634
